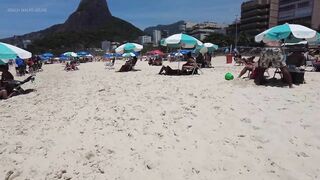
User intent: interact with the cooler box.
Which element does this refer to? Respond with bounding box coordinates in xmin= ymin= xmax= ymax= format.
xmin=226 ymin=54 xmax=233 ymax=64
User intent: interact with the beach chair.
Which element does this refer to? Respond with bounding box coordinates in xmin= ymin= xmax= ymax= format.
xmin=105 ymin=58 xmax=115 ymax=70
xmin=273 ymin=68 xmax=283 ymax=79
xmin=305 ymin=60 xmax=315 ymax=72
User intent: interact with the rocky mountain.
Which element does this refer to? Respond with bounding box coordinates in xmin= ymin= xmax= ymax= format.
xmin=1 ymin=0 xmax=143 ymax=53
xmin=144 ymin=21 xmax=185 ymax=36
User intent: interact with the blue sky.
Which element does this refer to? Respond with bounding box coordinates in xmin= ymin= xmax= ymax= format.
xmin=0 ymin=0 xmax=244 ymax=38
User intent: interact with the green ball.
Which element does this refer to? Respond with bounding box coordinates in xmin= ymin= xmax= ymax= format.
xmin=225 ymin=72 xmax=234 ymax=80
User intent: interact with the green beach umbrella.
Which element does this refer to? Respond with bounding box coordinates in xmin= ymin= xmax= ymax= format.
xmin=161 ymin=33 xmax=203 ymax=48
xmin=255 ymin=23 xmax=318 ymax=43
xmin=115 ymin=43 xmax=143 ymax=54
xmin=0 ymin=42 xmax=32 ymax=60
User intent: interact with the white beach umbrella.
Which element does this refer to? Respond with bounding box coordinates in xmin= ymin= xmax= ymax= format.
xmin=63 ymin=52 xmax=78 ymax=57
xmin=0 ymin=42 xmax=32 ymax=59
xmin=255 ymin=23 xmax=318 ymax=43
xmin=161 ymin=33 xmax=203 ymax=48
xmin=196 ymin=43 xmax=219 ymax=54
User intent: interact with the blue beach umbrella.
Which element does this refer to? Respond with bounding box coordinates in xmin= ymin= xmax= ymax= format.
xmin=42 ymin=52 xmax=54 ymax=57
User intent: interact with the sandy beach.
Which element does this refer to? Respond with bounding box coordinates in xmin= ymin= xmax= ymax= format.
xmin=1 ymin=56 xmax=320 ymax=179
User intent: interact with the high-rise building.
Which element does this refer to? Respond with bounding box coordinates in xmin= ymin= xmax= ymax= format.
xmin=161 ymin=30 xmax=170 ymax=39
xmin=186 ymin=22 xmax=226 ymax=41
xmin=240 ymin=0 xmax=279 ymax=36
xmin=278 ymin=0 xmax=320 ymax=30
xmin=138 ymin=35 xmax=152 ymax=45
xmin=152 ymin=30 xmax=162 ymax=47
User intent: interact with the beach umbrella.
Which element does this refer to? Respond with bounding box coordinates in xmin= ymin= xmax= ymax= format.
xmin=86 ymin=54 xmax=93 ymax=58
xmin=63 ymin=52 xmax=78 ymax=57
xmin=0 ymin=42 xmax=32 ymax=59
xmin=255 ymin=23 xmax=319 ymax=43
xmin=115 ymin=43 xmax=143 ymax=54
xmin=122 ymin=52 xmax=136 ymax=57
xmin=148 ymin=50 xmax=165 ymax=56
xmin=161 ymin=33 xmax=203 ymax=48
xmin=77 ymin=51 xmax=89 ymax=57
xmin=42 ymin=52 xmax=54 ymax=57
xmin=0 ymin=59 xmax=10 ymax=65
xmin=195 ymin=43 xmax=219 ymax=54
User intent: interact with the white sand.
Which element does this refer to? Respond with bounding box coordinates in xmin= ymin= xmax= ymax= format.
xmin=1 ymin=56 xmax=320 ymax=179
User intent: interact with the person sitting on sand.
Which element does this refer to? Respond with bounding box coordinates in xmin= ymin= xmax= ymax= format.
xmin=238 ymin=57 xmax=259 ymax=79
xmin=312 ymin=50 xmax=320 ymax=72
xmin=64 ymin=62 xmax=72 ymax=71
xmin=196 ymin=53 xmax=206 ymax=68
xmin=119 ymin=56 xmax=138 ymax=72
xmin=0 ymin=64 xmax=14 ymax=98
xmin=70 ymin=61 xmax=79 ymax=70
xmin=254 ymin=41 xmax=293 ymax=88
xmin=153 ymin=56 xmax=162 ymax=66
xmin=159 ymin=53 xmax=198 ymax=75
xmin=0 ymin=87 xmax=8 ymax=99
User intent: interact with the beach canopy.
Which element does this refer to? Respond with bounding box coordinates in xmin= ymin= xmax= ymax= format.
xmin=63 ymin=52 xmax=78 ymax=57
xmin=0 ymin=42 xmax=32 ymax=60
xmin=195 ymin=43 xmax=219 ymax=54
xmin=255 ymin=23 xmax=319 ymax=43
xmin=161 ymin=33 xmax=203 ymax=48
xmin=115 ymin=43 xmax=143 ymax=54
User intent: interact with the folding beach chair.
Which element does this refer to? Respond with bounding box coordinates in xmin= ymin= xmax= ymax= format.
xmin=105 ymin=58 xmax=115 ymax=70
xmin=305 ymin=60 xmax=315 ymax=72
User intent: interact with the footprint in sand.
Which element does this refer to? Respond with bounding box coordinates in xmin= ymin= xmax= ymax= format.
xmin=241 ymin=118 xmax=252 ymax=124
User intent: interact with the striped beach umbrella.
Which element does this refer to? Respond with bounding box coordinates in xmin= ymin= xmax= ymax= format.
xmin=122 ymin=52 xmax=136 ymax=57
xmin=115 ymin=43 xmax=143 ymax=54
xmin=0 ymin=59 xmax=10 ymax=65
xmin=63 ymin=52 xmax=78 ymax=57
xmin=161 ymin=33 xmax=203 ymax=48
xmin=195 ymin=43 xmax=219 ymax=54
xmin=0 ymin=42 xmax=32 ymax=60
xmin=255 ymin=23 xmax=318 ymax=43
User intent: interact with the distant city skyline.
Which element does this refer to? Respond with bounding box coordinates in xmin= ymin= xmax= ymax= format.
xmin=0 ymin=0 xmax=243 ymax=38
